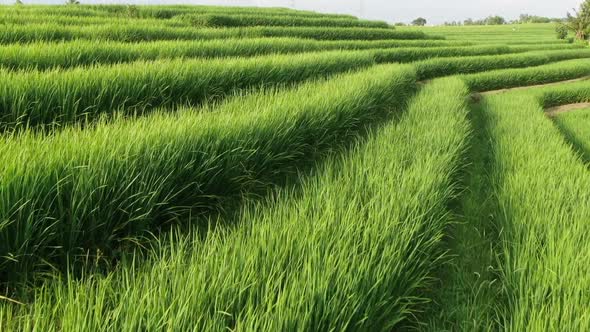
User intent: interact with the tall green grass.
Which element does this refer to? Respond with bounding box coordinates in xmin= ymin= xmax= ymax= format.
xmin=415 ymin=49 xmax=590 ymax=80
xmin=0 ymin=13 xmax=185 ymax=28
xmin=477 ymin=86 xmax=590 ymax=329
xmin=0 ymin=39 xmax=472 ymax=70
xmin=0 ymin=41 xmax=533 ymax=71
xmin=5 ymin=4 xmax=356 ymax=19
xmin=373 ymin=45 xmax=523 ymax=63
xmin=461 ymin=58 xmax=590 ymax=91
xmin=553 ymin=108 xmax=590 ymax=164
xmin=0 ymin=24 xmax=433 ymax=44
xmin=257 ymin=26 xmax=432 ymax=40
xmin=0 ymin=64 xmax=416 ymax=284
xmin=176 ymin=13 xmax=390 ymax=28
xmin=0 ymin=77 xmax=470 ymax=331
xmin=0 ymin=51 xmax=374 ymax=130
xmin=6 ymin=45 xmax=566 ymax=129
xmin=532 ymin=80 xmax=590 ymax=107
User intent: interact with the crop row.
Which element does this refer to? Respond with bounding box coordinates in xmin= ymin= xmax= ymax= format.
xmin=461 ymin=58 xmax=590 ymax=91
xmin=477 ymin=83 xmax=590 ymax=329
xmin=0 ymin=12 xmax=373 ymax=29
xmin=5 ymin=38 xmax=577 ymax=71
xmin=553 ymin=108 xmax=590 ymax=164
xmin=0 ymin=75 xmax=470 ymax=332
xmin=3 ymin=47 xmax=589 ymax=130
xmin=0 ymin=38 xmax=473 ymax=70
xmin=0 ymin=64 xmax=416 ymax=283
xmin=2 ymin=44 xmax=588 ymax=287
xmin=4 ymin=41 xmax=569 ymax=71
xmin=0 ymin=50 xmax=375 ymax=130
xmin=414 ymin=49 xmax=590 ymax=79
xmin=0 ymin=24 xmax=432 ymax=44
xmin=6 ymin=5 xmax=356 ymax=19
xmin=175 ymin=13 xmax=390 ymax=29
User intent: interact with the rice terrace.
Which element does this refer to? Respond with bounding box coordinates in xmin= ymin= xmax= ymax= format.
xmin=1 ymin=0 xmax=590 ymax=330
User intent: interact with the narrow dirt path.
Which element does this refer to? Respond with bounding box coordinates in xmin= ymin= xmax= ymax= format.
xmin=470 ymin=76 xmax=590 ymax=103
xmin=481 ymin=76 xmax=590 ymax=95
xmin=426 ymin=99 xmax=500 ymax=331
xmin=546 ymin=102 xmax=590 ymax=117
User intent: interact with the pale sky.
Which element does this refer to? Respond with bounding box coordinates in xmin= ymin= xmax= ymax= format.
xmin=1 ymin=0 xmax=584 ymax=25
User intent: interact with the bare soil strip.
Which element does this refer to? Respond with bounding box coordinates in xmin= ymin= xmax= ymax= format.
xmin=546 ymin=102 xmax=590 ymax=117
xmin=470 ymin=76 xmax=590 ymax=103
xmin=480 ymin=76 xmax=590 ymax=96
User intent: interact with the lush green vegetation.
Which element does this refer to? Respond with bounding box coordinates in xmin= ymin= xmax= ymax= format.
xmin=175 ymin=13 xmax=390 ymax=28
xmin=0 ymin=64 xmax=416 ymax=283
xmin=414 ymin=49 xmax=590 ymax=79
xmin=0 ymin=75 xmax=470 ymax=332
xmin=461 ymin=58 xmax=590 ymax=91
xmin=0 ymin=40 xmax=513 ymax=70
xmin=476 ymin=86 xmax=590 ymax=330
xmin=0 ymin=51 xmax=374 ymax=129
xmin=0 ymin=24 xmax=434 ymax=43
xmin=554 ymin=108 xmax=590 ymax=163
xmin=1 ymin=4 xmax=589 ymax=331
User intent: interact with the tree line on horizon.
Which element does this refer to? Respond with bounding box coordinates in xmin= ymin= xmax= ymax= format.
xmin=400 ymin=14 xmax=563 ymax=27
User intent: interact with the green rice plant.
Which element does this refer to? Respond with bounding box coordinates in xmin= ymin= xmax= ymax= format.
xmin=398 ymin=23 xmax=563 ymax=44
xmin=0 ymin=39 xmax=472 ymax=71
xmin=0 ymin=77 xmax=469 ymax=332
xmin=553 ymin=108 xmax=590 ymax=164
xmin=414 ymin=49 xmax=590 ymax=80
xmin=531 ymin=80 xmax=590 ymax=107
xmin=461 ymin=58 xmax=590 ymax=91
xmin=119 ymin=5 xmax=357 ymax=19
xmin=479 ymin=88 xmax=590 ymax=329
xmin=0 ymin=64 xmax=416 ymax=284
xmin=424 ymin=100 xmax=501 ymax=330
xmin=505 ymin=43 xmax=586 ymax=51
xmin=175 ymin=13 xmax=390 ymax=29
xmin=7 ymin=4 xmax=355 ymax=19
xmin=5 ymin=5 xmax=107 ymax=17
xmin=0 ymin=13 xmax=186 ymax=28
xmin=0 ymin=50 xmax=374 ymax=130
xmin=4 ymin=44 xmax=551 ymax=130
xmin=374 ymin=45 xmax=518 ymax=63
xmin=0 ymin=41 xmax=528 ymax=71
xmin=0 ymin=24 xmax=435 ymax=44
xmin=255 ymin=26 xmax=433 ymax=40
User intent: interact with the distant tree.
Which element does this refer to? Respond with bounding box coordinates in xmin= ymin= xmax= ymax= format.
xmin=126 ymin=4 xmax=139 ymax=18
xmin=484 ymin=15 xmax=506 ymax=25
xmin=555 ymin=24 xmax=569 ymax=39
xmin=394 ymin=22 xmax=406 ymax=26
xmin=463 ymin=18 xmax=474 ymax=25
xmin=518 ymin=14 xmax=552 ymax=24
xmin=412 ymin=17 xmax=427 ymax=26
xmin=559 ymin=0 xmax=590 ymax=40
xmin=15 ymin=0 xmax=23 ymax=4
xmin=65 ymin=0 xmax=80 ymax=4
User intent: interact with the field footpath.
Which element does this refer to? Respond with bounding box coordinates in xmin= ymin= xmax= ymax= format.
xmin=428 ymin=75 xmax=590 ymax=329
xmin=546 ymin=102 xmax=590 ymax=116
xmin=470 ymin=75 xmax=590 ymax=103
xmin=479 ymin=76 xmax=590 ymax=95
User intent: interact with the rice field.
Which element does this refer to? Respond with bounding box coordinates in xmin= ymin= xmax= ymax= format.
xmin=0 ymin=4 xmax=589 ymax=331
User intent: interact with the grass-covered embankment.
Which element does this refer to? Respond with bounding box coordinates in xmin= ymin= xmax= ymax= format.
xmin=0 ymin=64 xmax=416 ymax=284
xmin=0 ymin=77 xmax=470 ymax=332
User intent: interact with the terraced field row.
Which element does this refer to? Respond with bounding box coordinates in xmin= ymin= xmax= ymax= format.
xmin=0 ymin=5 xmax=589 ymax=331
